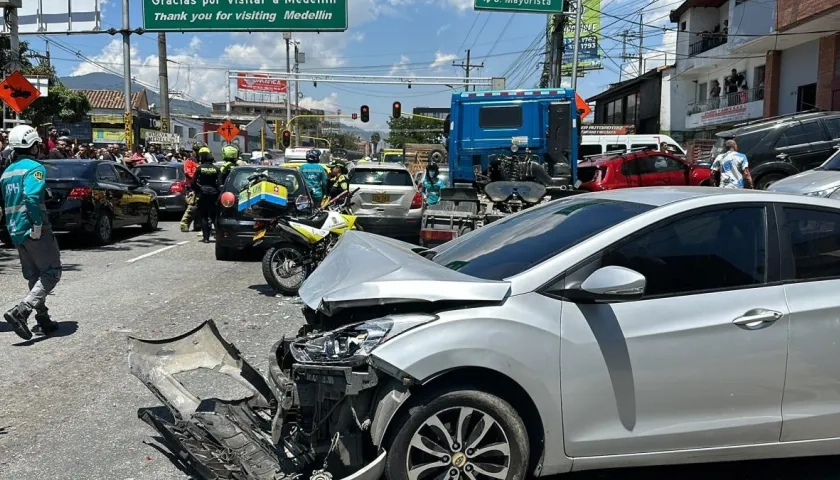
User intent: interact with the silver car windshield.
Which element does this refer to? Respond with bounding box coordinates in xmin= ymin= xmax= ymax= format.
xmin=429 ymin=197 xmax=655 ymax=281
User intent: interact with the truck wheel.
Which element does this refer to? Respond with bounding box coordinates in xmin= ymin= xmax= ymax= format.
xmin=384 ymin=389 xmax=529 ymax=480
xmin=428 ymin=149 xmax=446 ymax=164
xmin=261 ymin=243 xmax=311 ymax=296
xmin=755 ymin=172 xmax=787 ymax=190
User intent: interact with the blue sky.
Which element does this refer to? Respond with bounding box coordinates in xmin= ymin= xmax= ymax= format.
xmin=38 ymin=0 xmax=676 ymax=132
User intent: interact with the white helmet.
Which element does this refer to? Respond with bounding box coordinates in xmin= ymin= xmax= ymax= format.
xmin=8 ymin=125 xmax=42 ymax=150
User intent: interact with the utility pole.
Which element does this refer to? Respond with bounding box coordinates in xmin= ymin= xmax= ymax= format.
xmin=294 ymin=41 xmax=300 ymax=147
xmin=619 ymin=30 xmax=628 ymax=82
xmin=157 ymin=32 xmax=170 ymax=134
xmin=122 ymin=0 xmax=134 ymax=150
xmin=283 ymin=32 xmax=292 ymax=135
xmin=570 ymin=0 xmax=583 ymax=91
xmin=452 ymin=49 xmax=483 ymax=91
xmin=550 ymin=13 xmax=565 ymax=88
xmin=638 ymin=14 xmax=644 ymax=77
xmin=3 ymin=3 xmax=21 ymax=130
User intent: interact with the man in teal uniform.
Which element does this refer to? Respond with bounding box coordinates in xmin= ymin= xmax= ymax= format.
xmin=1 ymin=125 xmax=62 ymax=340
xmin=300 ymin=149 xmax=328 ymax=206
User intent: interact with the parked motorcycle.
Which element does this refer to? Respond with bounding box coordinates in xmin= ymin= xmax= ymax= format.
xmin=253 ymin=188 xmax=361 ymax=296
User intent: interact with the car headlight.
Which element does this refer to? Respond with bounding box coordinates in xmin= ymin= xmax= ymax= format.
xmin=292 ymin=314 xmax=437 ymax=362
xmin=805 ymin=186 xmax=840 ymax=198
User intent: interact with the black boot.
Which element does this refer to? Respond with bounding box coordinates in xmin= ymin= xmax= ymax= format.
xmin=32 ymin=310 xmax=59 ymax=336
xmin=4 ymin=302 xmax=33 ymax=340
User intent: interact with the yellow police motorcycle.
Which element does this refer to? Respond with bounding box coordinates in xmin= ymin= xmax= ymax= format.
xmin=239 ymin=173 xmax=360 ymax=295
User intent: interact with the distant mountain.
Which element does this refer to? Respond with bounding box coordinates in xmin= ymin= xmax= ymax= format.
xmin=59 ymin=72 xmax=212 ymax=116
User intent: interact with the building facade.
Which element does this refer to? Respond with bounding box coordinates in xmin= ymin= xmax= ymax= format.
xmin=56 ymin=89 xmax=162 ymax=148
xmin=587 ymin=67 xmax=677 ymax=137
xmin=670 ymin=0 xmax=840 ymax=138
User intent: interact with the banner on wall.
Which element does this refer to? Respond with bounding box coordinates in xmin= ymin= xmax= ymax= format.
xmin=562 ymin=0 xmax=602 ymax=71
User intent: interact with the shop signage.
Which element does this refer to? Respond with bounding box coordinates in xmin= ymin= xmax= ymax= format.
xmin=92 ymin=128 xmax=126 ymax=144
xmin=582 ymin=124 xmax=636 ymax=135
xmin=91 ymin=115 xmax=124 ymax=124
xmin=686 ymin=100 xmax=763 ymax=129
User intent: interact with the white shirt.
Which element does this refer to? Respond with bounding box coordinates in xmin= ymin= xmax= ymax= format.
xmin=711 ymin=150 xmax=749 ymax=188
xmin=144 ymin=152 xmax=157 ymax=163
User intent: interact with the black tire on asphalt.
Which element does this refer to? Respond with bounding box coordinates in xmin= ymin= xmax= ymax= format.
xmin=142 ymin=204 xmax=160 ymax=232
xmin=384 ymin=389 xmax=530 ymax=480
xmin=215 ymin=242 xmax=234 ymax=261
xmin=261 ymin=243 xmax=311 ymax=296
xmin=755 ymin=172 xmax=786 ymax=190
xmin=93 ymin=211 xmax=113 ymax=245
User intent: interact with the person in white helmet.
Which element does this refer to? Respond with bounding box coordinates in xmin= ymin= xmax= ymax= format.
xmin=0 ymin=125 xmax=62 ymax=340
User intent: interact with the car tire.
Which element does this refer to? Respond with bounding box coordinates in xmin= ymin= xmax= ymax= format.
xmin=384 ymin=389 xmax=530 ymax=480
xmin=142 ymin=204 xmax=159 ymax=232
xmin=755 ymin=172 xmax=787 ymax=190
xmin=93 ymin=211 xmax=113 ymax=245
xmin=261 ymin=243 xmax=311 ymax=296
xmin=215 ymin=242 xmax=235 ymax=261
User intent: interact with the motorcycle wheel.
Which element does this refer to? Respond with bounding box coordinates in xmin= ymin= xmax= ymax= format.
xmin=262 ymin=243 xmax=312 ymax=296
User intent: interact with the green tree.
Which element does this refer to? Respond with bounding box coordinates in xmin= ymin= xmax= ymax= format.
xmin=386 ymin=116 xmax=443 ymax=148
xmin=0 ymin=39 xmax=91 ymax=128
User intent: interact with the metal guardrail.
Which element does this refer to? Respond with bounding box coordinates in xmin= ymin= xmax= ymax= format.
xmin=687 ymin=87 xmax=764 ymax=115
xmin=689 ymin=35 xmax=727 ymax=56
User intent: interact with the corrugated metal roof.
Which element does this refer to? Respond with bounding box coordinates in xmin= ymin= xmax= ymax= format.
xmin=75 ymin=89 xmax=147 ymax=110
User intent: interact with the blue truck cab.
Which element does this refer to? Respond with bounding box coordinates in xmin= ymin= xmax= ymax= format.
xmin=445 ymin=88 xmax=580 ymax=187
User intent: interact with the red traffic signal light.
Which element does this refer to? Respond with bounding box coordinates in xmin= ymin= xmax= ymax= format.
xmin=281 ymin=130 xmax=291 ymax=148
xmin=392 ymin=101 xmax=402 ymax=119
xmin=360 ymin=105 xmax=370 ymax=123
xmin=352 ymin=113 xmax=358 ymax=120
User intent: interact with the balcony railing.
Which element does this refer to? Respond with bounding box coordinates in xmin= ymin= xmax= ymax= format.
xmin=687 ymin=87 xmax=764 ymax=115
xmin=689 ymin=34 xmax=728 ymax=56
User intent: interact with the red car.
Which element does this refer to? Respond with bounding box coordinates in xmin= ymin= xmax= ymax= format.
xmin=577 ymin=150 xmax=712 ymax=191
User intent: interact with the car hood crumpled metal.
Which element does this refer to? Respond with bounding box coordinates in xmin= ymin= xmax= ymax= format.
xmin=299 ymin=231 xmax=511 ymax=315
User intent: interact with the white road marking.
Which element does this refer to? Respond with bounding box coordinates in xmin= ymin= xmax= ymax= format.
xmin=126 ymin=241 xmax=190 ymax=264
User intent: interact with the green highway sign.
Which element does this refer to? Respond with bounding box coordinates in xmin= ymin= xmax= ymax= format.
xmin=474 ymin=0 xmax=564 ymax=14
xmin=142 ymin=0 xmax=348 ymax=32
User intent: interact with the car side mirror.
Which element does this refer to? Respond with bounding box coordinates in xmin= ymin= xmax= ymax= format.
xmin=566 ymin=266 xmax=646 ymax=303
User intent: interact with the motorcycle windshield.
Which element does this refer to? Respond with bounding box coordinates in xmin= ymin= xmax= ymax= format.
xmin=484 ymin=181 xmax=547 ymax=203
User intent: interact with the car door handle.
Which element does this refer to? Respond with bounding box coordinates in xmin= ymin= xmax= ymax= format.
xmin=732 ymin=310 xmax=783 ymax=330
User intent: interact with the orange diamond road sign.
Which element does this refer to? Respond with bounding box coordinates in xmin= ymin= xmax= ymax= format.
xmin=217 ymin=120 xmax=240 ymax=143
xmin=0 ymin=72 xmax=41 ymax=114
xmin=575 ymin=92 xmax=592 ymax=120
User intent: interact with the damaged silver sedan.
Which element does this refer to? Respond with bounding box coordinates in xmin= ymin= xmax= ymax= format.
xmin=132 ymin=189 xmax=829 ymax=479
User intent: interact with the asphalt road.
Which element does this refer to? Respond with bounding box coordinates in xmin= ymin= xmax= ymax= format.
xmin=0 ymin=219 xmax=838 ymax=479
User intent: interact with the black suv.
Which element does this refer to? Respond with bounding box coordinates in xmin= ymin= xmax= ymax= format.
xmin=712 ymin=111 xmax=840 ymax=189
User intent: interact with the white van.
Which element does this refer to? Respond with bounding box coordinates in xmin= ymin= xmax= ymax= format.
xmin=283 ymin=147 xmax=331 ymax=164
xmin=579 ymin=134 xmax=686 ymax=160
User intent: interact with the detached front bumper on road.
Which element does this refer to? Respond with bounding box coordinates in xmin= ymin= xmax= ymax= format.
xmin=128 ymin=320 xmax=401 ymax=480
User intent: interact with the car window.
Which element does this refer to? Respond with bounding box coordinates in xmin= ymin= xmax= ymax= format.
xmin=824 ymin=117 xmax=840 ymax=139
xmin=621 ymin=158 xmax=641 ymax=176
xmin=429 ymin=198 xmax=655 ymax=281
xmin=649 ymin=155 xmax=684 ymax=173
xmin=606 ymin=144 xmax=625 ymax=153
xmin=602 ymin=207 xmax=767 ymax=297
xmin=227 ymin=168 xmax=302 ymax=196
xmin=96 ymin=164 xmax=118 ymax=182
xmin=348 ymin=168 xmax=413 ymax=186
xmin=776 ymin=122 xmax=824 ymax=148
xmin=783 ymin=207 xmax=840 ymax=281
xmin=43 ymin=162 xmax=93 ymax=180
xmin=478 ymin=105 xmax=522 ymax=129
xmin=579 ymin=144 xmax=602 ymax=160
xmin=134 ymin=165 xmax=179 ymax=180
xmin=114 ymin=165 xmax=139 ymax=185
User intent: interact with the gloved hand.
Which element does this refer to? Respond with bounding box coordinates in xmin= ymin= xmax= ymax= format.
xmin=29 ymin=224 xmax=42 ymax=240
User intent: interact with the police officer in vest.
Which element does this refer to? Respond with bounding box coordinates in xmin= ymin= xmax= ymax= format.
xmin=327 ymin=160 xmax=349 ymax=199
xmin=219 ymin=144 xmax=240 ymax=186
xmin=1 ymin=125 xmax=62 ymax=340
xmin=191 ymin=147 xmax=221 ymax=243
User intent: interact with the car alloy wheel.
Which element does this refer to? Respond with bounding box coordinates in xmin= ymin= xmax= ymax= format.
xmin=406 ymin=406 xmax=512 ymax=480
xmin=96 ymin=213 xmax=113 ymax=245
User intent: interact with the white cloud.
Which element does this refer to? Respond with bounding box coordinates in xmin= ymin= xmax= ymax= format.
xmin=300 ymin=92 xmax=340 ymax=112
xmin=436 ymin=24 xmax=451 ymax=36
xmin=429 ymin=51 xmax=457 ymax=70
xmin=389 ymin=55 xmax=416 ymax=77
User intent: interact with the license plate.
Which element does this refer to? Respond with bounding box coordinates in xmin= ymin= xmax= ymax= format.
xmin=253 ymin=229 xmax=266 ymax=241
xmin=372 ymin=194 xmax=390 ymax=204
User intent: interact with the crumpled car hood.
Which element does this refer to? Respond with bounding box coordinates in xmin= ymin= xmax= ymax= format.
xmin=299 ymin=231 xmax=511 ymax=315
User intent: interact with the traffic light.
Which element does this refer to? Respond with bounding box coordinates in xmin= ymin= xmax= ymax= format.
xmin=392 ymin=101 xmax=402 ymax=119
xmin=352 ymin=113 xmax=358 ymax=120
xmin=360 ymin=105 xmax=370 ymax=123
xmin=281 ymin=130 xmax=291 ymax=148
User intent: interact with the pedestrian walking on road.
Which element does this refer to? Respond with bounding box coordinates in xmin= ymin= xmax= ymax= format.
xmin=711 ymin=139 xmax=753 ymax=189
xmin=180 ymin=143 xmax=201 ymax=232
xmin=1 ymin=125 xmax=62 ymax=340
xmin=191 ymin=147 xmax=221 ymax=243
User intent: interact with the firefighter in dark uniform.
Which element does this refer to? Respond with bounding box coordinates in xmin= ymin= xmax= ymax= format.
xmin=327 ymin=160 xmax=349 ymax=199
xmin=191 ymin=147 xmax=221 ymax=243
xmin=180 ymin=142 xmax=203 ymax=232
